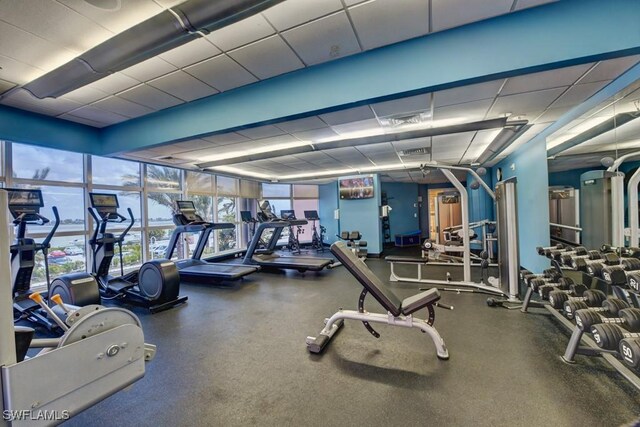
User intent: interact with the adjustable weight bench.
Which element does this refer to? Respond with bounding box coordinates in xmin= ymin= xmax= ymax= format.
xmin=306 ymin=241 xmax=450 ymax=360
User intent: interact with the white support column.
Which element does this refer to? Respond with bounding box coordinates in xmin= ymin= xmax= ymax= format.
xmin=441 ymin=169 xmax=471 ymax=283
xmin=0 ymin=190 xmax=16 ymax=419
xmin=611 ymin=173 xmax=625 ymax=247
xmin=628 ymin=168 xmax=640 ymax=247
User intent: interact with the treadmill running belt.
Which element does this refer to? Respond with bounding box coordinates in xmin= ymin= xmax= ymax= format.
xmin=180 ymin=263 xmax=257 ymax=280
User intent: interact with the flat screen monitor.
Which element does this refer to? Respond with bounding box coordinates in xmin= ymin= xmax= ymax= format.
xmin=176 ymin=200 xmax=196 ymax=211
xmin=339 ymin=176 xmax=374 ymax=200
xmin=304 ymin=210 xmax=319 ymax=220
xmin=6 ymin=189 xmax=44 ymax=207
xmin=240 ymin=211 xmax=252 ymax=222
xmin=90 ymin=193 xmax=119 ymax=208
xmin=280 ymin=210 xmax=296 ymax=220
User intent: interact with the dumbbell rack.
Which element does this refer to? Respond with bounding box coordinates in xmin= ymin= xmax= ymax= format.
xmin=526 ymin=245 xmax=640 ymax=391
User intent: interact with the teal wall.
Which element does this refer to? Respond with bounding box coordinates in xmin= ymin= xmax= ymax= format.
xmin=467 ymin=169 xmax=495 ymax=223
xmin=318 ymin=183 xmax=339 ymax=245
xmin=338 ymin=174 xmax=382 ymax=255
xmin=381 ymin=182 xmax=420 ymax=237
xmin=493 ymin=138 xmax=550 ymax=273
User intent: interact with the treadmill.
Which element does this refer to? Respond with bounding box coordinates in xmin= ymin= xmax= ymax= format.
xmin=166 ymin=201 xmax=259 ymax=282
xmin=242 ymin=200 xmax=333 ymax=272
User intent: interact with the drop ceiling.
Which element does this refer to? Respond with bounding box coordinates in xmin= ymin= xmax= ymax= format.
xmin=0 ymin=0 xmax=638 ymax=183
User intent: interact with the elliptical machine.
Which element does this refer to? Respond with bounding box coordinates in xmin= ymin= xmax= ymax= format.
xmin=6 ymin=188 xmax=100 ymax=331
xmin=86 ymin=192 xmax=187 ymax=313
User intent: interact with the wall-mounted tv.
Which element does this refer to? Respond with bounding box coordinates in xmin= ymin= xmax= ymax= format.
xmin=339 ymin=176 xmax=374 ymax=200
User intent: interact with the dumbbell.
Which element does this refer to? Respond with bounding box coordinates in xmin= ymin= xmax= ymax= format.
xmin=574 ymin=305 xmax=638 ymax=332
xmin=549 ymin=246 xmax=587 ymax=262
xmin=522 ymin=268 xmax=561 ymax=285
xmin=563 ymin=297 xmax=629 ymax=320
xmin=560 ymin=250 xmax=601 ymax=267
xmin=619 ymin=337 xmax=640 ymax=368
xmin=530 ymin=276 xmax=567 ymax=295
xmin=573 ymin=253 xmax=620 ymax=276
xmin=591 ymin=323 xmax=640 ymax=350
xmin=601 ymin=258 xmax=640 ymax=285
xmin=626 ymin=271 xmax=640 ymax=292
xmin=559 ymin=289 xmax=607 ymax=319
xmin=547 ymin=282 xmax=587 ymax=308
xmin=536 ymin=244 xmax=564 ymax=257
xmin=537 ymin=278 xmax=577 ymax=300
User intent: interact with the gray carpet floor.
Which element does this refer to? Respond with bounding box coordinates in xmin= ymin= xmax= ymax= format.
xmin=63 ymin=255 xmax=640 ymax=426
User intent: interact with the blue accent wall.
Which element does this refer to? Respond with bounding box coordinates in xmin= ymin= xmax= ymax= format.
xmin=467 ymin=169 xmax=495 ymax=223
xmin=338 ymin=174 xmax=382 ymax=255
xmin=493 ymin=138 xmax=550 ymax=273
xmin=318 ymin=182 xmax=339 ymax=245
xmin=0 ymin=105 xmax=100 ymax=154
xmin=381 ymin=182 xmax=420 ymax=237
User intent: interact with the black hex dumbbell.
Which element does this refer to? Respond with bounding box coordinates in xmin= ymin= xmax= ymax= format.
xmin=536 ymin=244 xmax=564 ymax=257
xmin=560 ymin=289 xmax=607 ymax=319
xmin=566 ymin=297 xmax=630 ymax=321
xmin=601 ymin=258 xmax=640 ymax=285
xmin=574 ymin=305 xmax=639 ymax=332
xmin=591 ymin=323 xmax=640 ymax=350
xmin=549 ymin=246 xmax=587 ymax=262
xmin=560 ymin=250 xmax=601 ymax=267
xmin=538 ymin=278 xmax=577 ymax=301
xmin=573 ymin=253 xmax=620 ymax=276
xmin=523 ymin=268 xmax=562 ymax=286
xmin=625 ymin=271 xmax=640 ymax=292
xmin=547 ymin=282 xmax=588 ymax=308
xmin=619 ymin=338 xmax=640 ymax=369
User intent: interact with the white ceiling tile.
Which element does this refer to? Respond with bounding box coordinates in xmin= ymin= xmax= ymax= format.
xmin=88 ymin=73 xmax=141 ymax=94
xmin=371 ymin=94 xmax=430 ymax=117
xmin=431 ymin=0 xmax=512 ymax=33
xmin=490 ymin=87 xmax=566 ymax=116
xmin=118 ymin=84 xmax=183 ymax=110
xmin=148 ymin=70 xmax=219 ymax=102
xmin=514 ymin=0 xmax=558 ymax=10
xmin=0 ymin=88 xmax=81 ymax=115
xmin=206 ymin=14 xmax=275 ymax=51
xmin=0 ymin=54 xmax=43 ymax=84
xmin=93 ymin=96 xmax=155 ymax=118
xmin=159 ymin=37 xmax=221 ymax=68
xmin=65 ymin=105 xmax=128 ymax=125
xmin=263 ymin=0 xmax=343 ymax=31
xmin=236 ymin=125 xmax=286 ymax=139
xmin=344 ymin=0 xmax=368 ymax=5
xmin=349 ymin=0 xmax=429 ymax=51
xmin=57 ymin=0 xmax=165 ymax=34
xmin=330 ymin=118 xmax=381 ymax=134
xmin=0 ymin=78 xmax=15 ymax=94
xmin=202 ymin=132 xmax=250 ymax=145
xmin=62 ymin=85 xmax=109 ymax=104
xmin=121 ymin=56 xmax=177 ymax=82
xmin=435 ymin=80 xmax=504 ymax=107
xmin=581 ymin=55 xmax=640 ymax=84
xmin=282 ymin=11 xmax=360 ymax=66
xmin=501 ymin=64 xmax=593 ymax=95
xmin=356 ymin=142 xmax=395 ymax=155
xmin=0 ymin=20 xmax=75 ymax=72
xmin=0 ymin=0 xmax=113 ymax=52
xmin=319 ymin=105 xmax=375 ymax=125
xmin=433 ymin=98 xmax=493 ymax=121
xmin=550 ymin=81 xmax=609 ymax=109
xmin=534 ymin=107 xmax=571 ymax=124
xmin=292 ymin=127 xmax=338 ymax=141
xmin=162 ymin=139 xmax=214 ymax=153
xmin=275 ymin=116 xmax=327 ymax=133
xmin=228 ymin=36 xmax=304 ymax=80
xmin=185 ymin=55 xmax=258 ymax=92
xmin=59 ymin=113 xmax=106 ymax=128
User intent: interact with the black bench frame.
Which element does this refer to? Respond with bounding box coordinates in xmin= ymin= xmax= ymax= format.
xmin=306 ymin=242 xmax=449 ymax=360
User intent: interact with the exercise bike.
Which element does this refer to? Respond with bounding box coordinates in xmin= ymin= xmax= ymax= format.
xmin=281 ymin=210 xmax=302 ymax=255
xmin=86 ymin=192 xmax=188 ymax=313
xmin=6 ymin=188 xmax=100 ymax=331
xmin=304 ymin=210 xmax=325 ymax=252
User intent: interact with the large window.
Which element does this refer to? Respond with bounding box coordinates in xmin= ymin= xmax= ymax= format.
xmin=262 ymin=183 xmax=290 ymax=198
xmin=92 ymin=156 xmax=140 ymax=187
xmin=217 ymin=197 xmax=237 ymax=252
xmin=12 ymin=143 xmax=83 ymax=183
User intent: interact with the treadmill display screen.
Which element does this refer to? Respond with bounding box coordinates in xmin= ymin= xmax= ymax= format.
xmin=176 ymin=201 xmax=196 ymax=211
xmin=240 ymin=211 xmax=252 ymax=222
xmin=6 ymin=189 xmax=44 ymax=207
xmin=90 ymin=193 xmax=119 ymax=208
xmin=280 ymin=210 xmax=295 ymax=220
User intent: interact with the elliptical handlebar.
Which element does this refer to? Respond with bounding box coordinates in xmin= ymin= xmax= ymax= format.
xmin=40 ymin=206 xmax=60 ymax=249
xmin=119 ymin=208 xmax=135 ymax=244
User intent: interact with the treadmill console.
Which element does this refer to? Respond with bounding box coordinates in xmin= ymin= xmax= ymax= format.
xmin=304 ymin=210 xmax=319 ymax=221
xmin=258 ymin=200 xmax=279 ymax=222
xmin=240 ymin=211 xmax=255 ymax=222
xmin=174 ymin=200 xmax=206 ymax=225
xmin=5 ymin=189 xmax=45 ymax=222
xmin=89 ymin=192 xmax=121 ymax=221
xmin=280 ymin=210 xmax=296 ymax=220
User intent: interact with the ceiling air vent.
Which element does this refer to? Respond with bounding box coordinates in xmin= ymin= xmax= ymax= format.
xmin=399 ymin=147 xmax=431 ymax=157
xmin=378 ymin=110 xmax=431 ymax=128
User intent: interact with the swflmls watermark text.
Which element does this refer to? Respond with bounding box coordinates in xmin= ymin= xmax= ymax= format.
xmin=3 ymin=410 xmax=70 ymax=421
